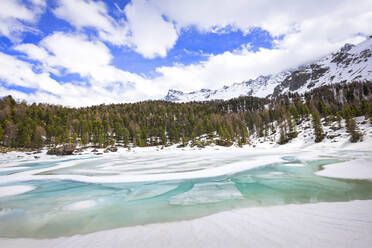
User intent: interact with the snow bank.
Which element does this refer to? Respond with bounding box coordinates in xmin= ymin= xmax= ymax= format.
xmin=0 ymin=185 xmax=35 ymax=198
xmin=63 ymin=200 xmax=96 ymax=211
xmin=316 ymin=158 xmax=372 ymax=180
xmin=1 ymin=200 xmax=371 ymax=248
xmin=0 ymin=166 xmax=29 ymax=172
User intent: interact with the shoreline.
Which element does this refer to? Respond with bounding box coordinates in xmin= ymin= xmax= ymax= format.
xmin=1 ymin=146 xmax=372 ymax=185
xmin=1 ymin=115 xmax=371 ymax=157
xmin=1 ymin=136 xmax=372 ymax=185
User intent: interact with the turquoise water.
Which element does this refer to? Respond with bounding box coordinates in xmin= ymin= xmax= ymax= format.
xmin=1 ymin=151 xmax=372 ymax=238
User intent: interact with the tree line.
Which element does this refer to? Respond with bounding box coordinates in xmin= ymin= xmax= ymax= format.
xmin=0 ymin=82 xmax=371 ymax=149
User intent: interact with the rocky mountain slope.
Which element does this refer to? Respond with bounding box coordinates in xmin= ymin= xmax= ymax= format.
xmin=164 ymin=37 xmax=372 ymax=102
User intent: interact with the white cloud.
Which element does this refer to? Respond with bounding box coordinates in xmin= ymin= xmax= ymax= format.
xmin=41 ymin=33 xmax=112 ymax=76
xmin=53 ymin=0 xmax=129 ymax=46
xmin=17 ymin=32 xmax=121 ymax=84
xmin=124 ymin=0 xmax=178 ymax=58
xmin=54 ymin=0 xmax=113 ymax=31
xmin=53 ymin=0 xmax=178 ymax=59
xmin=10 ymin=32 xmax=164 ymax=106
xmin=0 ymin=0 xmax=45 ymax=41
xmin=0 ymin=48 xmax=159 ymax=106
xmin=152 ymin=0 xmax=351 ymax=36
xmin=0 ymin=52 xmax=63 ymax=95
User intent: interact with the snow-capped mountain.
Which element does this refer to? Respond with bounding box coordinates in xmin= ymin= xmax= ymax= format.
xmin=164 ymin=37 xmax=372 ymax=102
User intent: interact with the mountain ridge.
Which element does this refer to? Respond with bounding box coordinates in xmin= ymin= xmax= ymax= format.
xmin=164 ymin=38 xmax=372 ymax=102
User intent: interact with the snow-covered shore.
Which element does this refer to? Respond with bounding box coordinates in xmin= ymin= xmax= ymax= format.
xmin=1 ymin=116 xmax=371 ymax=159
xmin=1 ymin=123 xmax=372 ymax=185
xmin=1 ymin=200 xmax=371 ymax=248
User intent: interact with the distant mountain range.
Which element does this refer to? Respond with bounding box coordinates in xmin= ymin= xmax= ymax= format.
xmin=164 ymin=37 xmax=372 ymax=102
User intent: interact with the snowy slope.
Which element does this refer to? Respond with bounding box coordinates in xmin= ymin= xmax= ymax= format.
xmin=164 ymin=72 xmax=291 ymax=102
xmin=275 ymin=38 xmax=372 ymax=96
xmin=164 ymin=38 xmax=372 ymax=102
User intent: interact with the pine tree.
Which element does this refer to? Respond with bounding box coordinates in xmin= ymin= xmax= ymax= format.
xmin=122 ymin=128 xmax=130 ymax=147
xmin=278 ymin=127 xmax=288 ymax=145
xmin=0 ymin=125 xmax=3 ymax=144
xmin=32 ymin=126 xmax=46 ymax=148
xmin=312 ymin=111 xmax=325 ymax=143
xmin=161 ymin=130 xmax=167 ymax=146
xmin=3 ymin=120 xmax=18 ymax=147
xmin=345 ymin=117 xmax=362 ymax=143
xmin=81 ymin=131 xmax=89 ymax=146
xmin=336 ymin=112 xmax=342 ymax=128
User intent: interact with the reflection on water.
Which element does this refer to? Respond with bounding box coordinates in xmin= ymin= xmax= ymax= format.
xmin=0 ymin=151 xmax=372 ymax=238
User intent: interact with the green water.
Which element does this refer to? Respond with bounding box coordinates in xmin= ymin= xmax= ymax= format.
xmin=0 ymin=155 xmax=372 ymax=238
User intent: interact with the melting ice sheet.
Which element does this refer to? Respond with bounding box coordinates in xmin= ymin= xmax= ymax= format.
xmin=0 ymin=149 xmax=372 ymax=238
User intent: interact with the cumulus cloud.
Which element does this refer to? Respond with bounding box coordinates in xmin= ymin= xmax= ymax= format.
xmin=152 ymin=0 xmax=346 ymax=36
xmin=16 ymin=33 xmax=130 ymax=85
xmin=10 ymin=32 xmax=165 ymax=106
xmin=124 ymin=0 xmax=178 ymax=58
xmin=0 ymin=52 xmax=63 ymax=95
xmin=53 ymin=0 xmax=130 ymax=46
xmin=53 ymin=0 xmax=178 ymax=58
xmin=0 ymin=0 xmax=45 ymax=42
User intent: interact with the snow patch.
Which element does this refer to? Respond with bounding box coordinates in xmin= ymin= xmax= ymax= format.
xmin=0 ymin=185 xmax=35 ymax=198
xmin=63 ymin=200 xmax=96 ymax=211
xmin=316 ymin=158 xmax=372 ymax=180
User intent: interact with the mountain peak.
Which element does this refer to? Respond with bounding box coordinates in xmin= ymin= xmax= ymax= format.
xmin=168 ymin=89 xmax=184 ymax=94
xmin=340 ymin=43 xmax=355 ymax=52
xmin=164 ymin=89 xmax=184 ymax=101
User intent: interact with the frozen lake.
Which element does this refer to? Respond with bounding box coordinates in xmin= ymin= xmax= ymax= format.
xmin=1 ymin=148 xmax=372 ymax=238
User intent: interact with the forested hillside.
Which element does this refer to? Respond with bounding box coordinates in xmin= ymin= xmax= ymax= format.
xmin=0 ymin=82 xmax=371 ymax=150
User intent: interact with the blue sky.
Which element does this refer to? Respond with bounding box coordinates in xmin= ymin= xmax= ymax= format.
xmin=0 ymin=0 xmax=370 ymax=106
xmin=111 ymin=27 xmax=274 ymax=76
